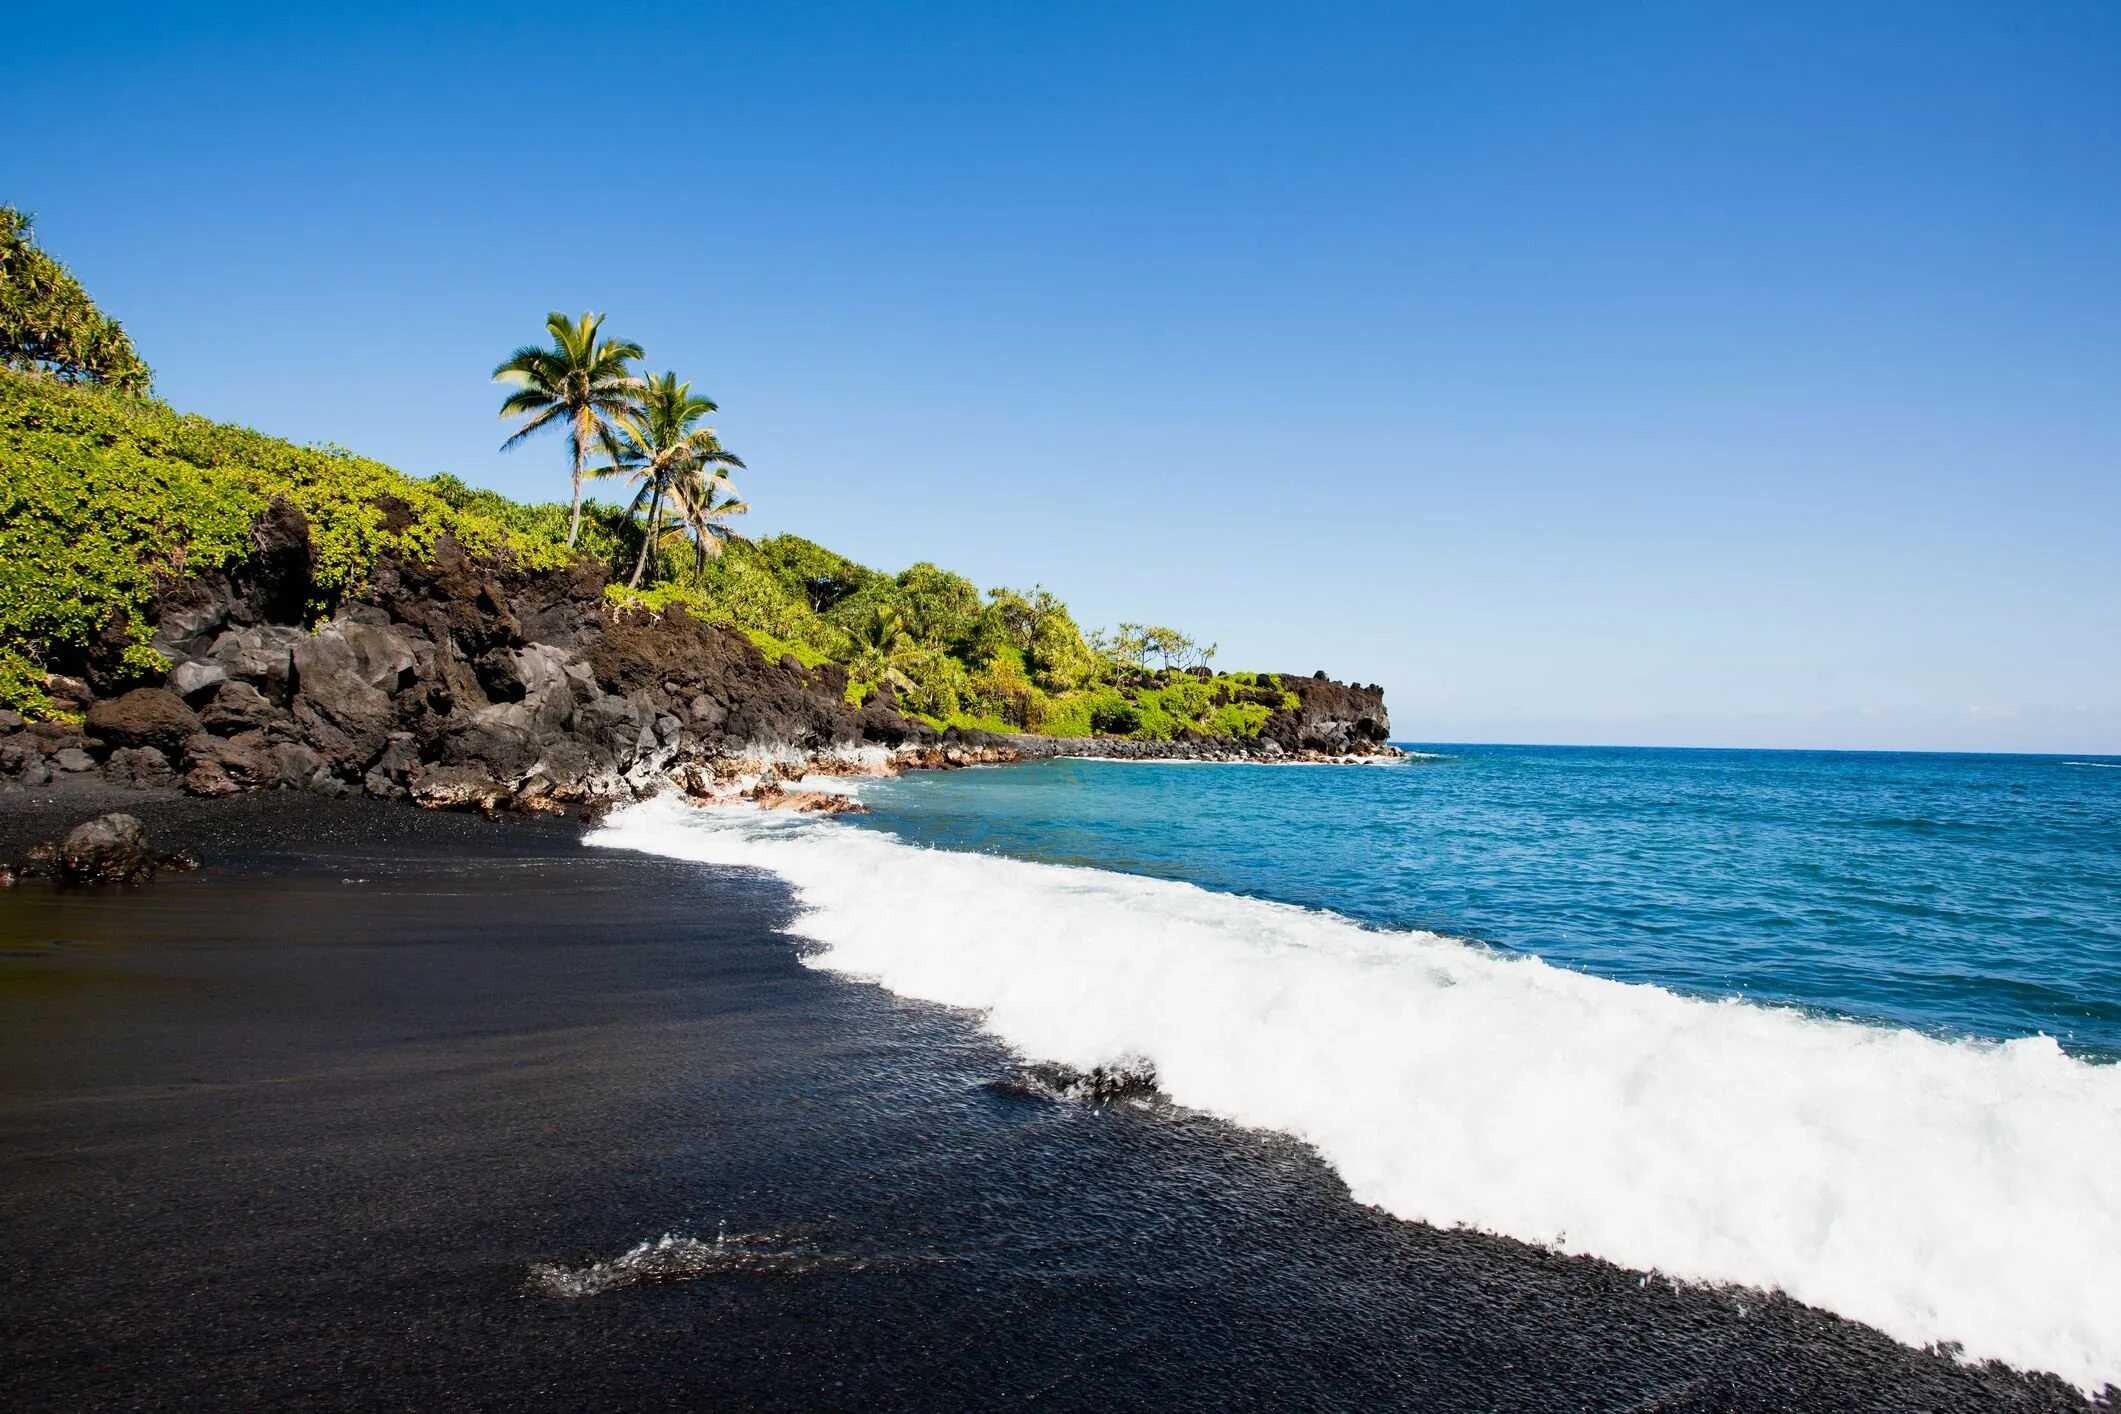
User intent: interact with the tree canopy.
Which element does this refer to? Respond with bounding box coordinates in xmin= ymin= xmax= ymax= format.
xmin=0 ymin=206 xmax=151 ymax=394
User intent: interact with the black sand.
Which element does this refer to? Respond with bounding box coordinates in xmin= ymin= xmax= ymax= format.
xmin=0 ymin=789 xmax=2100 ymax=1411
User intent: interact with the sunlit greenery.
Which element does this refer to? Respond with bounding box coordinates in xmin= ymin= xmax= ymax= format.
xmin=0 ymin=372 xmax=572 ymax=715
xmin=3 ymin=364 xmax=1284 ymax=737
xmin=0 ymin=206 xmax=152 ymax=395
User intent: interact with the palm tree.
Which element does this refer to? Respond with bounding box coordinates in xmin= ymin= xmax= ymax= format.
xmin=849 ymin=603 xmax=918 ymax=695
xmin=665 ymin=466 xmax=751 ymax=583
xmin=594 ymin=371 xmax=744 ymax=587
xmin=493 ymin=312 xmax=644 ymax=548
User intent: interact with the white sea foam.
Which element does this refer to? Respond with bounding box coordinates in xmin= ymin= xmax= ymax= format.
xmin=589 ymin=796 xmax=2121 ymax=1394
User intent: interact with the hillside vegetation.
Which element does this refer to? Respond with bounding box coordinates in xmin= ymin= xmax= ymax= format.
xmin=1 ymin=207 xmax=1294 ymax=741
xmin=0 ymin=373 xmax=1292 ymax=739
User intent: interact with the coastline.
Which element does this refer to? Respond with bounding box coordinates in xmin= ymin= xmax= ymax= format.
xmin=0 ymin=789 xmax=2097 ymax=1411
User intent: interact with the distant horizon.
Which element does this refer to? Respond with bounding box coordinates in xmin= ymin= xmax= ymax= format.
xmin=10 ymin=2 xmax=2117 ymax=753
xmin=1392 ymin=739 xmax=2121 ymax=759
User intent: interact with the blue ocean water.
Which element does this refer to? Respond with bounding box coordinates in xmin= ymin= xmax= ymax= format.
xmin=847 ymin=745 xmax=2121 ymax=1059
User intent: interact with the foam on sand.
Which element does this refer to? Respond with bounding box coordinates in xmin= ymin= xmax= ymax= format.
xmin=590 ymin=796 xmax=2121 ymax=1395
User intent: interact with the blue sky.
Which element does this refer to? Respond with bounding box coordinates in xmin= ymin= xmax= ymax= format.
xmin=9 ymin=2 xmax=2119 ymax=750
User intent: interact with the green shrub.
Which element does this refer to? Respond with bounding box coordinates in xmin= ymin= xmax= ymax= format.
xmin=756 ymin=535 xmax=878 ymax=613
xmin=0 ymin=373 xmax=570 ymax=715
xmin=1207 ymin=701 xmax=1274 ymax=737
xmin=896 ymin=562 xmax=983 ymax=647
xmin=604 ymin=580 xmax=838 ymax=669
xmin=1088 ymin=695 xmax=1143 ymax=735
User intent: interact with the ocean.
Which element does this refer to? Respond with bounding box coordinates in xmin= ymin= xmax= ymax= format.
xmin=589 ymin=744 xmax=2121 ymax=1396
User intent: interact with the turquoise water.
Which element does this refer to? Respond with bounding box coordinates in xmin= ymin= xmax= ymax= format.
xmin=849 ymin=745 xmax=2121 ymax=1058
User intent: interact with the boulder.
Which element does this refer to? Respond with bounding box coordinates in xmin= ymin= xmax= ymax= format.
xmin=373 ymin=732 xmax=422 ymax=783
xmin=199 ymin=680 xmax=286 ymax=735
xmin=1 ymin=738 xmax=51 ymax=785
xmin=341 ymin=622 xmax=418 ymax=693
xmin=149 ymin=574 xmax=236 ymax=660
xmin=519 ymin=738 xmax=615 ymax=798
xmin=208 ymin=625 xmax=306 ymax=703
xmin=438 ymin=702 xmax=543 ymax=780
xmin=183 ymin=730 xmax=275 ymax=797
xmin=269 ymin=742 xmax=330 ymax=790
xmin=51 ymin=748 xmax=96 ymax=773
xmin=103 ymin=745 xmax=178 ymax=789
xmin=86 ymin=688 xmax=200 ymax=751
xmin=408 ymin=763 xmax=508 ymax=812
xmin=166 ymin=659 xmax=229 ymax=702
xmin=290 ymin=626 xmax=397 ymax=772
xmin=59 ymin=814 xmax=150 ymax=884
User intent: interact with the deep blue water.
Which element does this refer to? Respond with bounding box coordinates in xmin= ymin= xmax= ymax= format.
xmin=848 ymin=745 xmax=2121 ymax=1058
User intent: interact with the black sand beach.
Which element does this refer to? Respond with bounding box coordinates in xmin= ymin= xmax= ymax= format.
xmin=0 ymin=789 xmax=2097 ymax=1411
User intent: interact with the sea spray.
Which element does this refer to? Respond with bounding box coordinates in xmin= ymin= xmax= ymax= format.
xmin=589 ymin=796 xmax=2121 ymax=1395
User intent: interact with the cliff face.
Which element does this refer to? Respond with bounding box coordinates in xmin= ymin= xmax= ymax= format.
xmin=0 ymin=503 xmax=1396 ymax=809
xmin=1266 ymin=674 xmax=1393 ymax=756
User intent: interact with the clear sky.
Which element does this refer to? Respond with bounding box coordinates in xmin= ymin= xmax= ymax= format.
xmin=9 ymin=2 xmax=2119 ymax=751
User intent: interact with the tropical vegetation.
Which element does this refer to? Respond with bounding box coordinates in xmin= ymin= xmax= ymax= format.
xmin=493 ymin=312 xmax=643 ymax=548
xmin=1 ymin=211 xmax=1290 ymax=742
xmin=0 ymin=206 xmax=151 ymax=395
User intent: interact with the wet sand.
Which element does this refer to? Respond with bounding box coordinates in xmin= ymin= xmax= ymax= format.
xmin=0 ymin=789 xmax=2097 ymax=1411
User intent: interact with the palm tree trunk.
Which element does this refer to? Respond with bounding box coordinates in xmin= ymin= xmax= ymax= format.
xmin=566 ymin=416 xmax=586 ymax=548
xmin=628 ymin=480 xmax=663 ymax=588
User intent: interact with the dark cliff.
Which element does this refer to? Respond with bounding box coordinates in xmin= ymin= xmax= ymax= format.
xmin=1 ymin=503 xmax=1397 ymax=809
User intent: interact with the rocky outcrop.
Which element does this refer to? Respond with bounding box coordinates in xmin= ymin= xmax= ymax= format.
xmin=0 ymin=500 xmax=1394 ymax=810
xmin=0 ymin=499 xmax=905 ymax=810
xmin=1265 ymin=674 xmax=1393 ymax=757
xmin=1 ymin=812 xmax=199 ymax=886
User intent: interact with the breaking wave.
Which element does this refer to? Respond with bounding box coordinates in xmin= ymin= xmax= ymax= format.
xmin=589 ymin=796 xmax=2121 ymax=1394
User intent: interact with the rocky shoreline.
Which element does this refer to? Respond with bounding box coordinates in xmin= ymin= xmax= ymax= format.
xmin=1 ymin=500 xmax=1397 ymax=820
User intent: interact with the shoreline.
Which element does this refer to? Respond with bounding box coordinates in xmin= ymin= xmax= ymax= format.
xmin=0 ymin=788 xmax=2101 ymax=1411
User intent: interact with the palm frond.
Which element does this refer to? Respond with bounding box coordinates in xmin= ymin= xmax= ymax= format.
xmin=498 ymin=403 xmax=567 ymax=449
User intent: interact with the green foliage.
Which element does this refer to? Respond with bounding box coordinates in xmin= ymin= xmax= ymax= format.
xmin=697 ymin=543 xmax=840 ymax=648
xmin=603 ymin=573 xmax=837 ymax=669
xmin=757 ymin=535 xmax=878 ymax=613
xmin=895 ymin=647 xmax=971 ymax=720
xmin=0 ymin=206 xmax=152 ymax=394
xmin=961 ymin=648 xmax=1040 ymax=729
xmin=1208 ymin=700 xmax=1275 ymax=737
xmin=895 ymin=562 xmax=982 ymax=647
xmin=425 ymin=472 xmax=639 ymax=571
xmin=0 ymin=372 xmax=571 ymax=715
xmin=1028 ymin=603 xmax=1097 ymax=691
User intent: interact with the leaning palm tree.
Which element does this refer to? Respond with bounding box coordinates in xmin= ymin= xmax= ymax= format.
xmin=493 ymin=312 xmax=644 ymax=548
xmin=594 ymin=371 xmax=744 ymax=587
